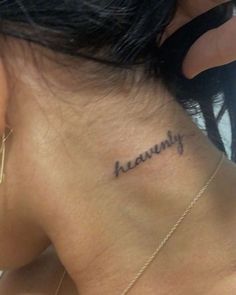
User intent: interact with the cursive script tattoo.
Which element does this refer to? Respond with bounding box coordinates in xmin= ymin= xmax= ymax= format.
xmin=114 ymin=130 xmax=184 ymax=177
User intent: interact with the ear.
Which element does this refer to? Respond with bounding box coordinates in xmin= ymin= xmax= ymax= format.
xmin=0 ymin=59 xmax=8 ymax=134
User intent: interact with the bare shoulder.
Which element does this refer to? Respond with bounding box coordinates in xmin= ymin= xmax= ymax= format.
xmin=0 ymin=245 xmax=77 ymax=294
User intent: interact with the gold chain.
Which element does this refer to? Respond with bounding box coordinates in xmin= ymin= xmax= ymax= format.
xmin=0 ymin=126 xmax=13 ymax=184
xmin=55 ymin=152 xmax=225 ymax=295
xmin=54 ymin=269 xmax=67 ymax=295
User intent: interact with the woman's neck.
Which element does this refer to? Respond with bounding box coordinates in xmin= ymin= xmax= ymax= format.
xmin=29 ymin=99 xmax=235 ymax=294
xmin=7 ymin=65 xmax=236 ymax=293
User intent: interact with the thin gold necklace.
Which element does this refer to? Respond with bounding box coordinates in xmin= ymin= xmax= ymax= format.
xmin=54 ymin=152 xmax=225 ymax=295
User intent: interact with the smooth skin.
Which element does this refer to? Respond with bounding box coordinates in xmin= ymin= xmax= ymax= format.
xmin=0 ymin=0 xmax=236 ymax=294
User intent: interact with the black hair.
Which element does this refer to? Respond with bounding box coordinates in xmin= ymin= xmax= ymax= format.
xmin=0 ymin=0 xmax=235 ymax=161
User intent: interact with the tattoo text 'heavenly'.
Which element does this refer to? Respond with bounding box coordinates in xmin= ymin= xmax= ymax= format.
xmin=114 ymin=130 xmax=184 ymax=177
